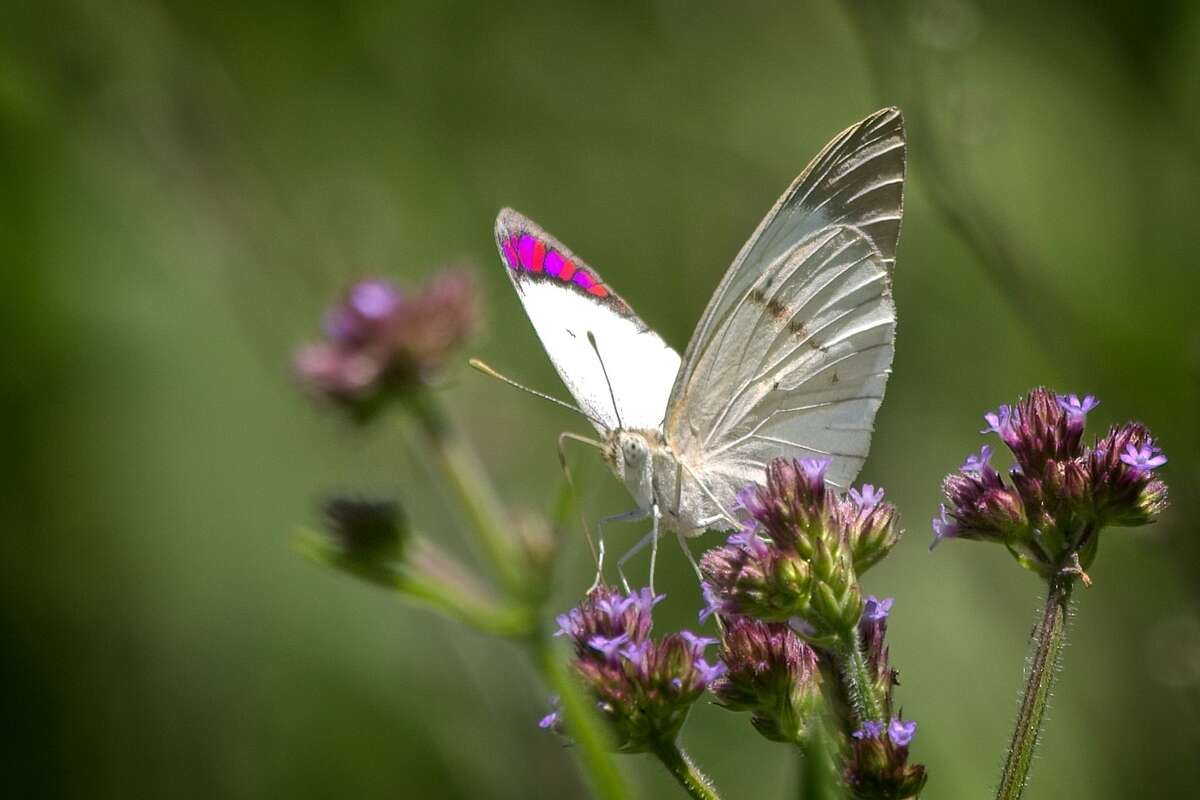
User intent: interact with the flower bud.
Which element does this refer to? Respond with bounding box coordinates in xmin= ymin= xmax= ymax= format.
xmin=842 ymin=485 xmax=901 ymax=574
xmin=710 ymin=617 xmax=823 ymax=746
xmin=846 ymin=718 xmax=927 ymax=799
xmin=322 ymin=496 xmax=405 ymax=563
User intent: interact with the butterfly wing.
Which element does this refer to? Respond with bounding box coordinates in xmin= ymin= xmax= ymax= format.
xmin=495 ymin=208 xmax=682 ymax=434
xmin=665 ymin=108 xmax=905 ymax=517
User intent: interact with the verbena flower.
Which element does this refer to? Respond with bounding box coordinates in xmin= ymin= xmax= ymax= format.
xmin=934 ymin=387 xmax=1169 ymax=578
xmin=700 ymin=458 xmax=901 ymax=645
xmin=542 ymin=586 xmax=724 ymax=752
xmin=295 ymin=271 xmax=477 ymax=419
xmin=709 ymin=616 xmax=823 ymax=746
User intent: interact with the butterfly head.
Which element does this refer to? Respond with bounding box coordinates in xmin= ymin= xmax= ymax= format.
xmin=606 ymin=429 xmax=662 ymax=509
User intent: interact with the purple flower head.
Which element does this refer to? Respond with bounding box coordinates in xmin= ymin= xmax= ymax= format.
xmin=853 ymin=720 xmax=885 ymax=740
xmin=554 ymin=586 xmax=657 ymax=655
xmin=930 ymin=505 xmax=958 ymax=550
xmin=888 ymin=718 xmax=917 ymax=747
xmin=849 ymin=484 xmax=885 ymax=510
xmin=699 ymin=535 xmax=812 ymax=627
xmin=736 ymin=457 xmax=839 ymax=557
xmin=961 ymin=444 xmax=993 ymax=474
xmin=538 ymin=710 xmax=560 ymax=730
xmin=1120 ymin=442 xmax=1167 ymax=473
xmin=295 ymin=270 xmax=478 ymax=416
xmin=863 ymin=596 xmax=894 ymax=623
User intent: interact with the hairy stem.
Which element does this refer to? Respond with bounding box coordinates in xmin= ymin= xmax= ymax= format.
xmin=838 ymin=634 xmax=885 ymax=725
xmin=406 ymin=390 xmax=524 ymax=594
xmin=652 ymin=739 xmax=723 ymax=800
xmin=996 ymin=577 xmax=1073 ymax=800
xmin=530 ymin=632 xmax=632 ymax=800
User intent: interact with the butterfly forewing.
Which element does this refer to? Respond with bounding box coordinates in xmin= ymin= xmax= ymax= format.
xmin=494 ymin=208 xmax=681 ymax=434
xmin=666 ymin=108 xmax=905 ymax=513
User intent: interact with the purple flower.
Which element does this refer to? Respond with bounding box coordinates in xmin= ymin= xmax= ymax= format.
xmin=930 ymin=505 xmax=958 ymax=549
xmin=888 ymin=718 xmax=917 ymax=747
xmin=548 ymin=586 xmax=719 ymax=751
xmin=849 ymin=484 xmax=885 ymax=509
xmin=981 ymin=404 xmax=1014 ymax=436
xmin=853 ymin=720 xmax=885 ymax=740
xmin=1057 ymin=393 xmax=1098 ymax=421
xmin=1119 ymin=442 xmax=1167 ymax=472
xmin=961 ymin=444 xmax=992 ymax=474
xmin=800 ymin=457 xmax=831 ymax=486
xmin=538 ymin=710 xmax=559 ymax=730
xmin=863 ymin=596 xmax=894 ymax=622
xmin=295 ymin=270 xmax=478 ymax=417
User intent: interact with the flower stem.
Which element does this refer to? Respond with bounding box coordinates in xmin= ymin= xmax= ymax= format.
xmin=406 ymin=390 xmax=524 ymax=594
xmin=995 ymin=576 xmax=1073 ymax=800
xmin=652 ymin=740 xmax=723 ymax=800
xmin=838 ymin=633 xmax=885 ymax=725
xmin=529 ymin=631 xmax=632 ymax=800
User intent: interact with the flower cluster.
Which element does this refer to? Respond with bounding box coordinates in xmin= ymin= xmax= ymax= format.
xmin=294 ymin=271 xmax=477 ymax=418
xmin=709 ymin=616 xmax=823 ymax=746
xmin=542 ymin=586 xmax=724 ymax=752
xmin=933 ymin=388 xmax=1168 ymax=578
xmin=700 ymin=457 xmax=901 ymax=645
xmin=843 ymin=597 xmax=926 ymax=799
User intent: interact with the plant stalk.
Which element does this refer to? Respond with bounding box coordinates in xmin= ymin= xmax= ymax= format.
xmin=995 ymin=577 xmax=1073 ymax=800
xmin=406 ymin=390 xmax=525 ymax=594
xmin=652 ymin=739 xmax=723 ymax=800
xmin=530 ymin=632 xmax=632 ymax=800
xmin=838 ymin=633 xmax=885 ymax=725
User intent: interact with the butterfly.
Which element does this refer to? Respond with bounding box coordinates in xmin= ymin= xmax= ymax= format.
xmin=487 ymin=107 xmax=905 ymax=588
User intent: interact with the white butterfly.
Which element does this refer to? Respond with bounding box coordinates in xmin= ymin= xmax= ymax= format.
xmin=489 ymin=108 xmax=905 ymax=587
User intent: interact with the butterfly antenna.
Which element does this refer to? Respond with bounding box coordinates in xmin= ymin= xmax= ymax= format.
xmin=469 ymin=358 xmax=606 ymax=428
xmin=586 ymin=331 xmax=624 ymax=429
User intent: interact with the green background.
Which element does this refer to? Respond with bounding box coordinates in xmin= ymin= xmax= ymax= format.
xmin=3 ymin=1 xmax=1197 ymax=797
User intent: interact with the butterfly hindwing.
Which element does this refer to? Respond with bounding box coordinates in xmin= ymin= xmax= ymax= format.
xmin=495 ymin=208 xmax=681 ymax=434
xmin=666 ymin=108 xmax=905 ymax=516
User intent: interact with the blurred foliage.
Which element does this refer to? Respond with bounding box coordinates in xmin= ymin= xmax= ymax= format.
xmin=1 ymin=1 xmax=1197 ymax=798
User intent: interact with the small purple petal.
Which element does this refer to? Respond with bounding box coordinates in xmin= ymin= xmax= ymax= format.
xmin=1120 ymin=442 xmax=1167 ymax=472
xmin=961 ymin=444 xmax=992 ymax=473
xmin=680 ymin=631 xmax=719 ymax=652
xmin=800 ymin=457 xmax=831 ymax=484
xmin=888 ymin=718 xmax=917 ymax=747
xmin=981 ymin=404 xmax=1013 ymax=435
xmin=930 ymin=505 xmax=957 ymax=550
xmin=728 ymin=530 xmax=770 ymax=559
xmin=1056 ymin=393 xmax=1099 ymax=419
xmin=696 ymin=659 xmax=726 ymax=685
xmin=538 ymin=711 xmax=559 ymax=730
xmin=849 ymin=484 xmax=885 ymax=509
xmin=853 ymin=720 xmax=885 ymax=740
xmin=588 ymin=632 xmax=630 ymax=661
xmin=863 ymin=596 xmax=894 ymax=622
xmin=349 ymin=280 xmax=401 ymax=320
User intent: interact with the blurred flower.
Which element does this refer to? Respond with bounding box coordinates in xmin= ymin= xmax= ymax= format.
xmin=321 ymin=495 xmax=405 ymax=563
xmin=709 ymin=616 xmax=823 ymax=746
xmin=702 ymin=457 xmax=903 ymax=645
xmin=542 ymin=586 xmax=723 ymax=752
xmin=934 ymin=387 xmax=1169 ymax=578
xmin=294 ymin=270 xmax=478 ymax=419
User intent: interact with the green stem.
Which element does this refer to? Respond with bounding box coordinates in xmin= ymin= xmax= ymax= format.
xmin=995 ymin=577 xmax=1073 ymax=800
xmin=406 ymin=390 xmax=524 ymax=594
xmin=529 ymin=632 xmax=631 ymax=800
xmin=838 ymin=633 xmax=885 ymax=725
xmin=652 ymin=739 xmax=722 ymax=800
xmin=395 ymin=571 xmax=531 ymax=637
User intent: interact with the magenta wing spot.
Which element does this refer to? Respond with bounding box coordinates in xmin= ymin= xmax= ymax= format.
xmin=502 ymin=236 xmax=519 ymax=270
xmin=544 ymin=250 xmax=565 ymax=276
xmin=518 ymin=235 xmax=537 ymax=270
xmin=572 ymin=270 xmax=595 ymax=290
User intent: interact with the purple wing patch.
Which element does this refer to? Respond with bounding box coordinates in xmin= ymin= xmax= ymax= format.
xmin=500 ymin=231 xmax=611 ymax=299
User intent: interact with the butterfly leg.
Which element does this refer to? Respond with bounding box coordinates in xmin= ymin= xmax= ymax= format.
xmin=590 ymin=508 xmax=650 ymax=593
xmin=615 ymin=505 xmax=662 ymax=594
